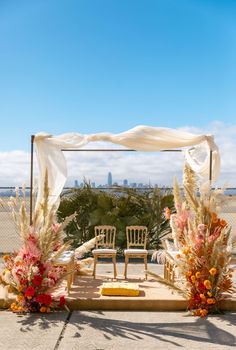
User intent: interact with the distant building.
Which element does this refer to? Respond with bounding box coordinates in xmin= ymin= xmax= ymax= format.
xmin=91 ymin=182 xmax=96 ymax=188
xmin=138 ymin=183 xmax=143 ymax=188
xmin=130 ymin=182 xmax=137 ymax=188
xmin=123 ymin=179 xmax=128 ymax=187
xmin=74 ymin=180 xmax=79 ymax=188
xmin=108 ymin=172 xmax=112 ymax=187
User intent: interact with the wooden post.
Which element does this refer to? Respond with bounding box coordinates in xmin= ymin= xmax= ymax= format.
xmin=30 ymin=135 xmax=35 ymax=225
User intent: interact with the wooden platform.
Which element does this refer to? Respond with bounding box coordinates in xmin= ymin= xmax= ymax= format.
xmin=1 ymin=264 xmax=236 ymax=311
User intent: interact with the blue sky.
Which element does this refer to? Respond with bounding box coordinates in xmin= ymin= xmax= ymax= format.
xmin=1 ymin=0 xmax=236 ymax=152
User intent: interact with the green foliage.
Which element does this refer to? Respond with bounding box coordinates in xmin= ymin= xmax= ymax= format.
xmin=57 ymin=184 xmax=174 ymax=251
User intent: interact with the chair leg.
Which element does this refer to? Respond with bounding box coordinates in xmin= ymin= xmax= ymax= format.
xmin=93 ymin=255 xmax=97 ymax=279
xmin=66 ymin=264 xmax=71 ymax=294
xmin=144 ymin=255 xmax=148 ymax=280
xmin=124 ymin=255 xmax=129 ymax=279
xmin=112 ymin=255 xmax=117 ymax=279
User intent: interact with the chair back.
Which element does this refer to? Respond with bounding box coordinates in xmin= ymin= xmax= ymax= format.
xmin=94 ymin=226 xmax=116 ymax=249
xmin=126 ymin=226 xmax=148 ymax=249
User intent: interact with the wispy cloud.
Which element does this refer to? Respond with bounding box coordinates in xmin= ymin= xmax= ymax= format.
xmin=0 ymin=121 xmax=236 ymax=187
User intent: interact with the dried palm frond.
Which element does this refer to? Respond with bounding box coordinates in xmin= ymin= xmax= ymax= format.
xmin=19 ymin=201 xmax=29 ymax=242
xmin=151 ymin=249 xmax=166 ymax=264
xmin=183 ymin=162 xmax=197 ymax=195
xmin=183 ymin=184 xmax=199 ymax=213
xmin=173 ymin=177 xmax=182 ymax=215
xmin=50 ymin=240 xmax=72 ymax=262
xmin=74 ymin=235 xmax=104 ymax=259
xmin=146 ymin=270 xmax=187 ymax=297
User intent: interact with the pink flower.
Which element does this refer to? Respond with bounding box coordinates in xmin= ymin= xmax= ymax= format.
xmin=164 ymin=207 xmax=171 ymax=220
xmin=198 ymin=224 xmax=205 ymax=232
xmin=52 ymin=223 xmax=61 ymax=233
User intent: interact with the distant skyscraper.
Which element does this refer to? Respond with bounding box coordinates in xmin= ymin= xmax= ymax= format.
xmin=74 ymin=180 xmax=79 ymax=188
xmin=108 ymin=172 xmax=112 ymax=186
xmin=91 ymin=182 xmax=96 ymax=188
xmin=123 ymin=179 xmax=128 ymax=187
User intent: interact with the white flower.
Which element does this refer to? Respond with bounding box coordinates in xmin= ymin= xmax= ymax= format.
xmin=32 ymin=266 xmax=39 ymax=274
xmin=14 ymin=256 xmax=22 ymax=264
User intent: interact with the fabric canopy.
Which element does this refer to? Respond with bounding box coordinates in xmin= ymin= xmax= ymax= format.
xmin=34 ymin=125 xmax=220 ymax=211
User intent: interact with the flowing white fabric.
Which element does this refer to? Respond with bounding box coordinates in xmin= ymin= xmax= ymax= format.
xmin=34 ymin=125 xmax=220 ymax=211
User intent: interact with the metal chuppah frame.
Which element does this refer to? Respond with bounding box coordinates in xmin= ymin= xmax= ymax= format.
xmin=29 ymin=135 xmax=213 ymax=224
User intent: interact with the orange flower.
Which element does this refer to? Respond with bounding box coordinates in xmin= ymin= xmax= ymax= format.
xmin=182 ymin=246 xmax=191 ymax=255
xmin=191 ymin=275 xmax=196 ymax=283
xmin=188 ymin=257 xmax=194 ymax=264
xmin=10 ymin=303 xmax=16 ymax=310
xmin=207 ymin=292 xmax=212 ymax=297
xmin=207 ymin=298 xmax=216 ymax=305
xmin=3 ymin=255 xmax=10 ymax=262
xmin=176 ymin=254 xmax=181 ymax=259
xmin=17 ymin=293 xmax=25 ymax=302
xmin=186 ymin=271 xmax=192 ymax=277
xmin=8 ymin=285 xmax=14 ymax=293
xmin=40 ymin=306 xmax=47 ymax=313
xmin=18 ymin=285 xmax=24 ymax=292
xmin=211 ymin=212 xmax=218 ymax=224
xmin=195 ymin=272 xmax=201 ymax=279
xmin=200 ymin=294 xmax=206 ymax=300
xmin=209 ymin=267 xmax=217 ymax=276
xmin=219 ymin=219 xmax=227 ymax=228
xmin=199 ymin=308 xmax=208 ymax=317
xmin=204 ymin=280 xmax=212 ymax=290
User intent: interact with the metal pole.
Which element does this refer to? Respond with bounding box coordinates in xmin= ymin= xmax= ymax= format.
xmin=60 ymin=149 xmax=182 ymax=152
xmin=30 ymin=135 xmax=35 ymax=225
xmin=209 ymin=149 xmax=213 ymax=184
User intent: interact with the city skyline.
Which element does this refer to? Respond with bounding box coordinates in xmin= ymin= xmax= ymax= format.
xmin=74 ymin=171 xmax=154 ymax=189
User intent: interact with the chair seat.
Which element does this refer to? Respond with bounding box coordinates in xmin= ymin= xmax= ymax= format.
xmin=124 ymin=249 xmax=148 ymax=255
xmin=92 ymin=249 xmax=117 ymax=255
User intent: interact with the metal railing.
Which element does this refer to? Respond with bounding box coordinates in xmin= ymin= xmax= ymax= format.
xmin=0 ymin=187 xmax=236 ymax=253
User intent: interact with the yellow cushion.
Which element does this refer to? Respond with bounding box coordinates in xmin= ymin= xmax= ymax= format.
xmin=100 ymin=282 xmax=140 ymax=296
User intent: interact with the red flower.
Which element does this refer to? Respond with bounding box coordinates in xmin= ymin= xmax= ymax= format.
xmin=33 ymin=275 xmax=43 ymax=286
xmin=59 ymin=296 xmax=66 ymax=307
xmin=38 ymin=264 xmax=46 ymax=275
xmin=43 ymin=294 xmax=52 ymax=306
xmin=35 ymin=293 xmax=52 ymax=306
xmin=198 ymin=282 xmax=206 ymax=293
xmin=194 ymin=294 xmax=201 ymax=304
xmin=25 ymin=286 xmax=35 ymax=297
xmin=35 ymin=294 xmax=45 ymax=304
xmin=20 ymin=278 xmax=27 ymax=285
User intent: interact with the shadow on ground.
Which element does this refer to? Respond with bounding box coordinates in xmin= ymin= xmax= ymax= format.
xmin=66 ymin=311 xmax=236 ymax=347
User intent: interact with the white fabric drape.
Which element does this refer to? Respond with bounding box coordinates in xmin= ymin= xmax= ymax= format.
xmin=34 ymin=125 xmax=220 ymax=211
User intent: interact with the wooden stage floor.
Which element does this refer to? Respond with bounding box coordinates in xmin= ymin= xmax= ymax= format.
xmin=1 ymin=263 xmax=236 ymax=311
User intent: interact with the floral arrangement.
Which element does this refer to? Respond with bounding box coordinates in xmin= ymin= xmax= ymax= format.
xmin=0 ymin=172 xmax=75 ymax=313
xmin=169 ymin=163 xmax=235 ymax=317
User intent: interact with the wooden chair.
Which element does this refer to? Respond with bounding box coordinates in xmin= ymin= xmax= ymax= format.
xmin=124 ymin=226 xmax=148 ymax=280
xmin=92 ymin=225 xmax=117 ymax=279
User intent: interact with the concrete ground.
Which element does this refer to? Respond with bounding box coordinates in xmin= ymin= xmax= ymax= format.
xmin=0 ymin=310 xmax=235 ymax=350
xmin=0 ymin=263 xmax=236 ymax=349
